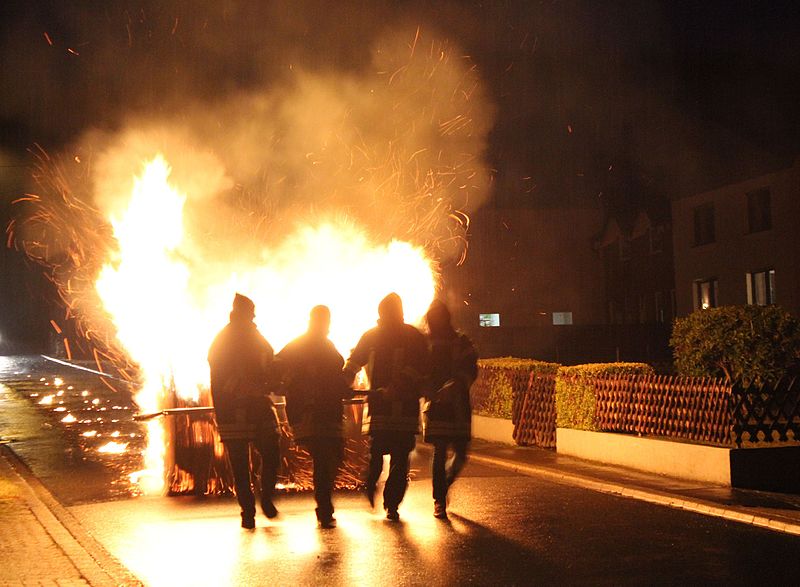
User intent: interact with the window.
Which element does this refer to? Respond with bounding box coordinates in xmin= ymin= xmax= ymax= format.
xmin=693 ymin=279 xmax=718 ymax=310
xmin=693 ymin=203 xmax=715 ymax=246
xmin=655 ymin=291 xmax=665 ymax=323
xmin=670 ymin=289 xmax=676 ymax=319
xmin=618 ymin=238 xmax=631 ymax=261
xmin=747 ymin=188 xmax=772 ymax=233
xmin=746 ymin=269 xmax=776 ymax=305
xmin=479 ymin=313 xmax=500 ymax=327
xmin=552 ymin=312 xmax=573 ymax=325
xmin=649 ymin=225 xmax=665 ymax=254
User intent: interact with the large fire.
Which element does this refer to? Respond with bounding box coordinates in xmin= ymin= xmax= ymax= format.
xmin=95 ymin=155 xmax=438 ymax=493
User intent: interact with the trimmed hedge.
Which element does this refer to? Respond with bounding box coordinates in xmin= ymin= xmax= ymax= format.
xmin=555 ymin=362 xmax=654 ymax=430
xmin=473 ymin=358 xmax=560 ymax=420
xmin=671 ymin=305 xmax=800 ymax=386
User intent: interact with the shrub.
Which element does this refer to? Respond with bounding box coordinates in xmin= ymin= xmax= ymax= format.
xmin=670 ymin=305 xmax=800 ymax=386
xmin=473 ymin=358 xmax=560 ymax=420
xmin=555 ymin=362 xmax=654 ymax=430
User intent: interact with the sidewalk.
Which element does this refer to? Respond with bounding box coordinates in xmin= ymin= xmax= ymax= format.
xmin=459 ymin=439 xmax=800 ymax=536
xmin=0 ymin=443 xmax=140 ymax=586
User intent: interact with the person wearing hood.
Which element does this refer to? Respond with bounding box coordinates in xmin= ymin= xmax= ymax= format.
xmin=343 ymin=292 xmax=429 ymax=521
xmin=277 ymin=305 xmax=351 ymax=529
xmin=422 ymin=299 xmax=478 ymax=520
xmin=208 ymin=293 xmax=280 ymax=529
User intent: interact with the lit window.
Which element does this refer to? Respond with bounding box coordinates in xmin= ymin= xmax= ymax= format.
xmin=746 ymin=269 xmax=776 ymax=305
xmin=552 ymin=312 xmax=573 ymax=325
xmin=747 ymin=188 xmax=771 ymax=233
xmin=693 ymin=279 xmax=718 ymax=310
xmin=479 ymin=313 xmax=500 ymax=327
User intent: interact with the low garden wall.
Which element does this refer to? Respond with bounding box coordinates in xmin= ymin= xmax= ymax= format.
xmin=472 ymin=358 xmax=800 ymax=489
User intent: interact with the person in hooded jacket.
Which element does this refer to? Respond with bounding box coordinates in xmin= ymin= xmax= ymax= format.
xmin=343 ymin=293 xmax=429 ymax=521
xmin=423 ymin=299 xmax=478 ymax=520
xmin=208 ymin=293 xmax=280 ymax=529
xmin=277 ymin=305 xmax=351 ymax=528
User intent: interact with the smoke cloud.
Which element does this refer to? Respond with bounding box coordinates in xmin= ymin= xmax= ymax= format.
xmin=28 ymin=6 xmax=496 ymax=271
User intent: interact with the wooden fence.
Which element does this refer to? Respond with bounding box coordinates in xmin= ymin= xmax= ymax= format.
xmin=470 ymin=363 xmax=557 ymax=448
xmin=731 ymin=376 xmax=800 ymax=446
xmin=513 ymin=371 xmax=557 ymax=448
xmin=593 ymin=374 xmax=731 ymax=445
xmin=592 ymin=373 xmax=800 ymax=447
xmin=473 ymin=365 xmax=800 ymax=449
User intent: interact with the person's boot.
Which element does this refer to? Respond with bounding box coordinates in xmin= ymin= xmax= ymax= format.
xmin=261 ymin=496 xmax=278 ymax=519
xmin=433 ymin=500 xmax=448 ymax=520
xmin=318 ymin=516 xmax=337 ymax=529
xmin=385 ymin=507 xmax=400 ymax=521
xmin=241 ymin=512 xmax=256 ymax=529
xmin=316 ymin=507 xmax=336 ymax=528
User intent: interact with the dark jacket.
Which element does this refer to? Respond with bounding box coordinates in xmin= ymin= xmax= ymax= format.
xmin=344 ymin=322 xmax=429 ymax=435
xmin=277 ymin=333 xmax=348 ymax=440
xmin=423 ymin=330 xmax=477 ymax=442
xmin=208 ymin=319 xmax=279 ymax=441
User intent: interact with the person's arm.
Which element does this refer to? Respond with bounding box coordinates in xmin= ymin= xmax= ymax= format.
xmin=257 ymin=334 xmax=278 ymax=395
xmin=342 ymin=332 xmax=371 ymax=386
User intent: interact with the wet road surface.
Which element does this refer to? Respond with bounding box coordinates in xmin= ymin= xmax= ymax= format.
xmin=70 ymin=460 xmax=800 ymax=586
xmin=3 ymin=356 xmax=800 ymax=585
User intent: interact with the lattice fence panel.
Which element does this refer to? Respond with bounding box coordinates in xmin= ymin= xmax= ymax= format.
xmin=732 ymin=377 xmax=800 ymax=446
xmin=594 ymin=374 xmax=732 ymax=446
xmin=513 ymin=371 xmax=557 ymax=448
xmin=471 ymin=363 xmax=534 ymax=421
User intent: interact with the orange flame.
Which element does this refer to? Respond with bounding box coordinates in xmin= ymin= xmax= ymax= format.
xmin=96 ymin=155 xmax=438 ymax=493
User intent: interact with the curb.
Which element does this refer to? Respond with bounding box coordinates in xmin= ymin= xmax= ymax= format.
xmin=465 ymin=451 xmax=800 ymax=538
xmin=0 ymin=444 xmax=142 ymax=586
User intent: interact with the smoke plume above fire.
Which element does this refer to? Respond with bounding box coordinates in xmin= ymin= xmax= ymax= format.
xmin=87 ymin=24 xmax=494 ymax=250
xmin=78 ymin=22 xmax=495 ymax=350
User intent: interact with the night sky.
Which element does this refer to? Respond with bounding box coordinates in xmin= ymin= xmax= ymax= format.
xmin=1 ymin=0 xmax=798 ymax=349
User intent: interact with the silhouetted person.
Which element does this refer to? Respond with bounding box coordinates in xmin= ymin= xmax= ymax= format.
xmin=423 ymin=299 xmax=478 ymax=519
xmin=208 ymin=293 xmax=280 ymax=529
xmin=277 ymin=305 xmax=350 ymax=528
xmin=343 ymin=292 xmax=429 ymax=521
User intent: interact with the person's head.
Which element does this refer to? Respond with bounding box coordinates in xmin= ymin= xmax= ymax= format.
xmin=308 ymin=305 xmax=331 ymax=338
xmin=425 ymin=299 xmax=453 ymax=336
xmin=230 ymin=293 xmax=256 ymax=323
xmin=378 ymin=292 xmax=404 ymax=326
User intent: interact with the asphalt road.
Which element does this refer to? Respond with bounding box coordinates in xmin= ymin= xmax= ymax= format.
xmin=3 ymin=357 xmax=800 ymax=586
xmin=69 ymin=451 xmax=800 ymax=587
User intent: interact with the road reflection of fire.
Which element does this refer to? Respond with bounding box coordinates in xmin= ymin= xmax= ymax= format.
xmin=98 ymin=440 xmax=129 ymax=454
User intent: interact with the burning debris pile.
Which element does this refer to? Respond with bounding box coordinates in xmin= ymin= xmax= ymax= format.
xmin=7 ymin=26 xmax=494 ymax=495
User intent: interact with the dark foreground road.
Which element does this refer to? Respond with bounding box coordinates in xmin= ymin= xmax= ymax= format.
xmin=68 ymin=454 xmax=800 ymax=586
xmin=2 ymin=356 xmax=800 ymax=586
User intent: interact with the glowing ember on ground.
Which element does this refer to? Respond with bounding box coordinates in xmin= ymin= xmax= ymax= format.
xmin=97 ymin=441 xmax=129 ymax=454
xmin=61 ymin=413 xmax=77 ymax=423
xmin=39 ymin=395 xmax=54 ymax=405
xmin=81 ymin=430 xmax=98 ymax=437
xmin=53 ymin=377 xmax=64 ymax=386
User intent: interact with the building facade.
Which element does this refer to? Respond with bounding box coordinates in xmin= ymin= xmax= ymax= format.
xmin=672 ymin=158 xmax=800 ymax=317
xmin=443 ymin=204 xmax=610 ymax=362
